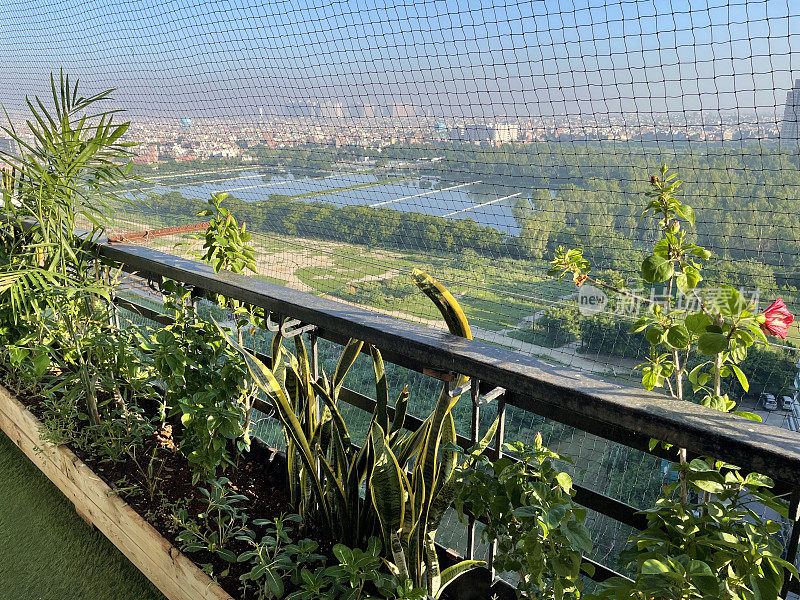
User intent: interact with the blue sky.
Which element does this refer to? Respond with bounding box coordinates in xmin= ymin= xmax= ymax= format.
xmin=1 ymin=0 xmax=799 ymax=119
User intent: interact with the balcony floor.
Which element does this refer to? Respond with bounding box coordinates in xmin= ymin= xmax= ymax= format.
xmin=0 ymin=430 xmax=165 ymax=600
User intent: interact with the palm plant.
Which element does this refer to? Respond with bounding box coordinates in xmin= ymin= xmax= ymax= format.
xmin=0 ymin=72 xmax=135 ymax=423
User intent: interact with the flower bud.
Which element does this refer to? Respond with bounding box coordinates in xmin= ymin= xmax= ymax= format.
xmin=650 ymin=175 xmax=659 ymax=184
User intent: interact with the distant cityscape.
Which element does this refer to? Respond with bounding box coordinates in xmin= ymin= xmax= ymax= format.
xmin=3 ymin=90 xmax=800 ymax=165
xmin=121 ymin=107 xmax=792 ymax=165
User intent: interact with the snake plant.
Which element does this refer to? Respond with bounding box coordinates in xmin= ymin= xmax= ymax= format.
xmin=218 ymin=268 xmax=493 ymax=597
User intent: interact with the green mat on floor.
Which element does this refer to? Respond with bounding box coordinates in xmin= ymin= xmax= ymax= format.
xmin=0 ymin=429 xmax=165 ymax=600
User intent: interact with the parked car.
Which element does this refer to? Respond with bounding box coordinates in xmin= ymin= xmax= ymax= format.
xmin=760 ymin=393 xmax=777 ymax=410
xmin=781 ymin=395 xmax=795 ymax=411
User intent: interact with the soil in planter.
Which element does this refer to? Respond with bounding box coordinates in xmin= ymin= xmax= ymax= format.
xmin=6 ymin=380 xmax=469 ymax=600
xmin=12 ymin=387 xmax=337 ymax=599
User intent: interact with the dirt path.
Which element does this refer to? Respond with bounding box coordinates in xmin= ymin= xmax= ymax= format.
xmin=255 ymin=250 xmax=333 ymax=292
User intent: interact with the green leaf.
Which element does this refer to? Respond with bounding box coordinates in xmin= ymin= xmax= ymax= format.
xmin=333 ymin=338 xmax=364 ymax=396
xmin=675 ymin=202 xmax=696 ymax=226
xmin=216 ymin=548 xmax=238 ymax=562
xmin=370 ymin=345 xmax=389 ymax=433
xmin=555 ymin=472 xmax=573 ymax=492
xmin=263 ymin=568 xmax=285 ymax=597
xmin=369 ymin=423 xmax=406 ymax=546
xmin=436 ymin=561 xmax=485 ymax=599
xmin=563 ymin=521 xmax=593 ymax=553
xmin=697 ymin=332 xmax=728 ymax=355
xmin=645 ymin=326 xmax=665 ymax=346
xmin=684 ymin=312 xmax=711 ymax=335
xmin=676 ymin=266 xmax=701 ymax=294
xmin=729 ymin=363 xmax=749 ymax=392
xmin=685 ymin=469 xmax=726 ymax=493
xmin=666 ymin=325 xmax=690 ymax=349
xmin=731 ymin=410 xmax=762 ymax=423
xmin=743 ymin=472 xmax=774 ymax=488
xmin=641 ymin=255 xmax=674 ymax=283
xmin=641 ymin=558 xmax=672 ymax=574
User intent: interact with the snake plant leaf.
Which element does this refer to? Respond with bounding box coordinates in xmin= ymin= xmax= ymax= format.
xmin=393 ymin=420 xmax=428 ymax=467
xmin=370 ymin=423 xmax=406 ymax=547
xmin=310 ymin=379 xmax=351 ymax=449
xmin=417 ymin=388 xmax=460 ymax=520
xmin=370 ymin=345 xmax=390 ymax=433
xmin=293 ymin=334 xmax=316 ymax=429
xmin=426 ymin=412 xmax=458 ymax=533
xmin=389 ymin=530 xmax=410 ymax=581
xmin=436 ymin=411 xmax=457 ymax=493
xmin=425 ymin=530 xmax=442 ymax=596
xmin=411 ymin=268 xmax=471 ymax=388
xmin=315 ymin=453 xmax=351 ymax=536
xmin=389 ymin=385 xmax=410 ymax=438
xmin=270 ymin=332 xmax=289 ymax=398
xmin=462 ymin=415 xmax=500 ymax=467
xmin=436 ymin=560 xmax=486 ymax=599
xmin=214 ymin=318 xmax=332 ymax=526
xmin=428 ymin=416 xmax=499 ymax=539
xmin=333 ymin=338 xmax=364 ymax=396
xmin=411 ymin=268 xmax=472 ymax=340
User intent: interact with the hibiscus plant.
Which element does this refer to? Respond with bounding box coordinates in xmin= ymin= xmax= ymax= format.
xmin=549 ymin=166 xmax=797 ymax=599
xmin=550 ymin=165 xmax=794 ymax=440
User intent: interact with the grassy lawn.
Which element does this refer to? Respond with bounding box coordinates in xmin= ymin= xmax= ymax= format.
xmin=0 ymin=430 xmax=165 ymax=600
xmin=254 ymin=273 xmax=289 ymax=286
xmin=296 ymin=265 xmax=353 ymax=294
xmin=458 ymin=291 xmax=537 ymax=331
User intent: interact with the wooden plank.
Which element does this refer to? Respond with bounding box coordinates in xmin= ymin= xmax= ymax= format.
xmin=0 ymin=386 xmax=234 ymax=600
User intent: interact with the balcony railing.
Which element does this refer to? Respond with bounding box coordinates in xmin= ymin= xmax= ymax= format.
xmin=97 ymin=235 xmax=800 ymax=596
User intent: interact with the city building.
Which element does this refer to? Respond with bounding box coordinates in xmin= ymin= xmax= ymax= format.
xmin=0 ymin=137 xmax=15 ymax=155
xmin=780 ymin=79 xmax=800 ymax=142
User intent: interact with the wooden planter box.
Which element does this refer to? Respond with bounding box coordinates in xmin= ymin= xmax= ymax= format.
xmin=0 ymin=385 xmax=233 ymax=600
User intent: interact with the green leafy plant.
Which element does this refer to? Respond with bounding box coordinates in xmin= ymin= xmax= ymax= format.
xmin=237 ymin=513 xmax=325 ymax=600
xmin=287 ymin=538 xmax=424 ymax=600
xmin=592 ymin=459 xmax=798 ymax=600
xmin=452 ymin=433 xmax=593 ymax=599
xmin=173 ymin=193 xmax=263 ymax=451
xmin=0 ymin=72 xmax=135 ymax=426
xmin=151 ymin=280 xmax=249 ymax=483
xmin=89 ymin=405 xmax=168 ymax=504
xmin=193 ymin=192 xmax=257 ymax=276
xmin=549 ymin=165 xmax=793 ymax=502
xmin=550 ymin=166 xmax=797 ymax=596
xmin=219 ymin=268 xmax=491 ymax=597
xmin=192 ymin=192 xmax=261 ymax=444
xmin=174 ymin=477 xmax=252 ymax=563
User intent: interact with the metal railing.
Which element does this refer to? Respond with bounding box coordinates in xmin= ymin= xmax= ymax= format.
xmin=98 ymin=237 xmax=800 ymax=595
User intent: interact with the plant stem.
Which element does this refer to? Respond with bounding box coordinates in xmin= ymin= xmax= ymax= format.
xmin=674 ymin=349 xmax=688 ymax=506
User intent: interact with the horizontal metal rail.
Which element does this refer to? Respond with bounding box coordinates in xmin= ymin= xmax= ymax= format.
xmin=99 ymin=240 xmax=800 ymax=486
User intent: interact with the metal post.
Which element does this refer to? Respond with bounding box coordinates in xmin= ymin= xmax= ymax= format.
xmin=487 ymin=395 xmax=507 ymax=579
xmin=310 ymin=329 xmax=319 ymax=381
xmin=782 ymin=487 xmax=800 ymax=597
xmin=466 ymin=377 xmax=480 ymax=560
xmin=102 ymin=263 xmax=120 ymax=329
